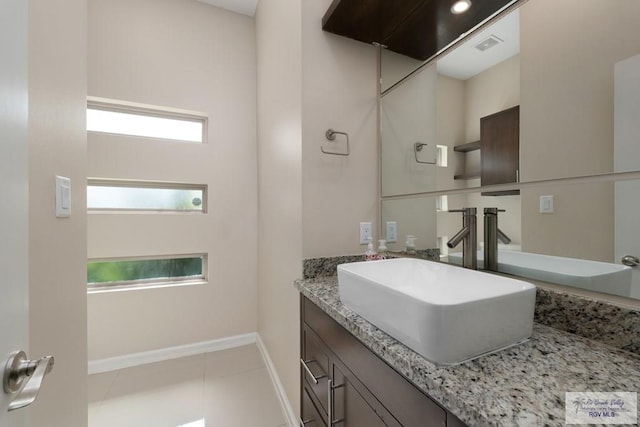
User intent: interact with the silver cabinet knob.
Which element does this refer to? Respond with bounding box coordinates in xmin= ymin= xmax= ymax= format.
xmin=621 ymin=255 xmax=639 ymax=267
xmin=3 ymin=351 xmax=54 ymax=411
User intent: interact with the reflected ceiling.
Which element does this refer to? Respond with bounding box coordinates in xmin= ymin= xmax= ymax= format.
xmin=437 ymin=10 xmax=519 ymax=80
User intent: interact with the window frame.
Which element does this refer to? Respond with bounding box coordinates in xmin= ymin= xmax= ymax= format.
xmin=87 ymin=96 xmax=208 ymax=144
xmin=87 ymin=254 xmax=208 ymax=293
xmin=87 ymin=178 xmax=208 ymax=214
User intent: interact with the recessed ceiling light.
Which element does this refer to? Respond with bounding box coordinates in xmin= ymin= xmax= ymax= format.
xmin=451 ymin=0 xmax=472 ymax=14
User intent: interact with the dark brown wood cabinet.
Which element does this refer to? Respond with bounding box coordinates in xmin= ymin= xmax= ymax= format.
xmin=300 ymin=296 xmax=466 ymax=427
xmin=302 ymin=383 xmax=327 ymax=426
xmin=481 ymin=105 xmax=520 ymax=196
xmin=322 ymin=0 xmax=517 ymax=61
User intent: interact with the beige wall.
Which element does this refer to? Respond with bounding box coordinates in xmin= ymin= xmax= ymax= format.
xmin=381 ymin=63 xmax=438 ymax=197
xmin=521 ymin=182 xmax=614 ymax=262
xmin=460 ymin=54 xmax=520 ymax=183
xmin=520 ymin=0 xmax=640 ymax=182
xmin=381 ymin=198 xmax=437 ymax=252
xmin=434 ymin=75 xmax=466 ymax=248
xmin=28 ymin=0 xmax=88 ymax=424
xmin=518 ymin=0 xmax=640 ymax=260
xmin=256 ymin=0 xmax=303 ymax=419
xmin=437 ymin=74 xmax=466 ymax=191
xmin=464 ymin=54 xmax=520 ymax=144
xmin=381 ymin=49 xmax=423 ymax=93
xmin=302 ymin=0 xmax=379 ymax=258
xmin=87 ymin=0 xmax=258 ymax=360
xmin=256 ymin=0 xmax=378 ymax=415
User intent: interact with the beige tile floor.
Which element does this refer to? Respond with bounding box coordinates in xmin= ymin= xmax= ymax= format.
xmin=88 ymin=344 xmax=288 ymax=427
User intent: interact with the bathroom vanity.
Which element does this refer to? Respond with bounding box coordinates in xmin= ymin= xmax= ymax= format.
xmin=301 ymin=294 xmax=465 ymax=427
xmin=296 ymin=274 xmax=640 ymax=427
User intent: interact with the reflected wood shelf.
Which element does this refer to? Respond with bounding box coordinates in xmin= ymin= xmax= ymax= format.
xmin=453 ymin=141 xmax=481 ymax=153
xmin=453 ymin=172 xmax=480 ymax=180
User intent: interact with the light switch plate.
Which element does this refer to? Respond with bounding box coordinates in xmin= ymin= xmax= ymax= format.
xmin=56 ymin=176 xmax=71 ymax=218
xmin=539 ymin=195 xmax=554 ymax=214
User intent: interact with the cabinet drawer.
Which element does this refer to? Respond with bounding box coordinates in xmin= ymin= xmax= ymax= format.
xmin=302 ymin=326 xmax=330 ymax=415
xmin=302 ymin=383 xmax=327 ymax=427
xmin=303 ymin=297 xmax=447 ymax=427
xmin=332 ymin=363 xmax=391 ymax=427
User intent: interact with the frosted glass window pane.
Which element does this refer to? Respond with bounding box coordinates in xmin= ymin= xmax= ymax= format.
xmin=87 ymin=108 xmax=204 ymax=142
xmin=87 ymin=184 xmax=205 ymax=211
xmin=87 ymin=256 xmax=204 ymax=286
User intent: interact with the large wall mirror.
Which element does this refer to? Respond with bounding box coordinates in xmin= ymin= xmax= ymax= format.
xmin=381 ymin=0 xmax=640 ymax=196
xmin=380 ymin=0 xmax=640 ymax=301
xmin=382 ymin=177 xmax=640 ymax=300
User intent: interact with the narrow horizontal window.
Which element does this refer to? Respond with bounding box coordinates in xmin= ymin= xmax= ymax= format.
xmin=87 ymin=255 xmax=206 ymax=291
xmin=87 ymin=99 xmax=206 ymax=143
xmin=87 ymin=181 xmax=206 ymax=212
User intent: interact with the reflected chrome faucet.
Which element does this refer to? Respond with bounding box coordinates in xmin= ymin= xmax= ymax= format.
xmin=484 ymin=208 xmax=512 ymax=272
xmin=447 ymin=208 xmax=477 ymax=270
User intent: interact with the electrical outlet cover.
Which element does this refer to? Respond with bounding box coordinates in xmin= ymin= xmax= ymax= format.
xmin=360 ymin=222 xmax=372 ymax=244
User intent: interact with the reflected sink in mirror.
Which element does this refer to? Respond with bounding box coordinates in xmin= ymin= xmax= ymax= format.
xmin=448 ymin=250 xmax=633 ymax=297
xmin=337 ymin=258 xmax=536 ymax=365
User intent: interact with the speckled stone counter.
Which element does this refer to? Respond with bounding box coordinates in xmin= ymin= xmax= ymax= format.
xmin=295 ymin=276 xmax=640 ymax=427
xmin=535 ymin=287 xmax=640 ymax=355
xmin=303 ymin=250 xmax=440 ymax=279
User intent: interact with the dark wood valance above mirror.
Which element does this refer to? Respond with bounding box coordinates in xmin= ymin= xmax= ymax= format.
xmin=322 ymin=0 xmax=516 ymax=60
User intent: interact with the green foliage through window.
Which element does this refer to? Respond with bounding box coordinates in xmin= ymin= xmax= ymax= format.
xmin=88 ymin=256 xmax=204 ymax=287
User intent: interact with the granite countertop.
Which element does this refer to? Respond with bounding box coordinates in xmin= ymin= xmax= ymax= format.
xmin=295 ymin=276 xmax=640 ymax=427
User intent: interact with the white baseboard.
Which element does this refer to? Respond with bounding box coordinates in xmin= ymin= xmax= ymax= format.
xmin=88 ymin=331 xmax=297 ymax=426
xmin=88 ymin=332 xmax=257 ymax=374
xmin=256 ymin=334 xmax=298 ymax=427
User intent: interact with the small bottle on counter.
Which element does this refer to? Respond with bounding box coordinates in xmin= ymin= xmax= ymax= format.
xmin=377 ymin=239 xmax=388 ymax=259
xmin=364 ymin=238 xmax=378 ymax=261
xmin=405 ymin=235 xmax=417 ymax=255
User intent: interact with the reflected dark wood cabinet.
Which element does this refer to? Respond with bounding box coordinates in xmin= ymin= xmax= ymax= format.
xmin=481 ymin=105 xmax=520 ymax=196
xmin=300 ymin=296 xmax=467 ymax=427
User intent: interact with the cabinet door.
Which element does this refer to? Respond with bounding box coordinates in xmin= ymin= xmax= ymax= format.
xmin=480 ymin=105 xmax=520 ymax=194
xmin=302 ymin=383 xmax=328 ymax=427
xmin=302 ymin=327 xmax=330 ymax=416
xmin=331 ymin=364 xmax=392 ymax=427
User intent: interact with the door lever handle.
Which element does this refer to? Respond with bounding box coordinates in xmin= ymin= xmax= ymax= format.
xmin=3 ymin=351 xmax=54 ymax=411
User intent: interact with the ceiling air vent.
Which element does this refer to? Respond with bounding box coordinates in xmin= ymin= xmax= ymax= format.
xmin=474 ymin=35 xmax=503 ymax=52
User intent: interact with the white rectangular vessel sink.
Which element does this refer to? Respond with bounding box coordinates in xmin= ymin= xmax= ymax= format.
xmin=337 ymin=258 xmax=536 ymax=365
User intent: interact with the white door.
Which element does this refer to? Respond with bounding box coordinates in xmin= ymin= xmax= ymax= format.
xmin=1 ymin=0 xmax=30 ymax=423
xmin=614 ymin=54 xmax=640 ymax=299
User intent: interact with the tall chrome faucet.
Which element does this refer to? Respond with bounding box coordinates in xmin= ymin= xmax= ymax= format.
xmin=447 ymin=208 xmax=477 ymax=270
xmin=484 ymin=208 xmax=512 ymax=272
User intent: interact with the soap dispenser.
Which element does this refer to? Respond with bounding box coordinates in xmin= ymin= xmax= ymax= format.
xmin=377 ymin=239 xmax=388 ymax=259
xmin=364 ymin=238 xmax=377 ymax=261
xmin=405 ymin=235 xmax=417 ymax=255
